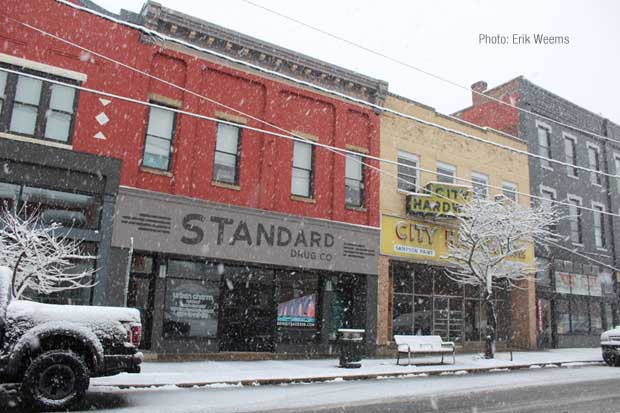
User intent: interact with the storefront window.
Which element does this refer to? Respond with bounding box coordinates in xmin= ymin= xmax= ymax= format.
xmin=571 ymin=298 xmax=589 ymax=333
xmin=24 ymin=243 xmax=97 ymax=306
xmin=556 ymin=299 xmax=570 ymax=334
xmin=276 ymin=271 xmax=319 ymax=343
xmin=434 ymin=272 xmax=463 ymax=297
xmin=0 ymin=182 xmax=101 ymax=229
xmin=163 ymin=260 xmax=221 ymax=338
xmin=392 ymin=294 xmax=413 ymax=335
xmin=591 ymin=302 xmax=602 ymax=333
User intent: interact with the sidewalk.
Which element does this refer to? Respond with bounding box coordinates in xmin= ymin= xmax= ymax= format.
xmin=92 ymin=348 xmax=603 ymax=389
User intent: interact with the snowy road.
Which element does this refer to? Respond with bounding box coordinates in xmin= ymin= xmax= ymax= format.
xmin=31 ymin=365 xmax=620 ymax=412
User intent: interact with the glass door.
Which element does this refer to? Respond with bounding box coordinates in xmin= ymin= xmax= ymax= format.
xmin=218 ymin=267 xmax=276 ymax=352
xmin=433 ymin=297 xmax=463 ymax=343
xmin=127 ymin=255 xmax=156 ymax=350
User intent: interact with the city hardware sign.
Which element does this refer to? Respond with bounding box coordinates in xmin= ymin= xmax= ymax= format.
xmin=406 ymin=182 xmax=472 ymax=216
xmin=381 ymin=215 xmax=456 ymax=261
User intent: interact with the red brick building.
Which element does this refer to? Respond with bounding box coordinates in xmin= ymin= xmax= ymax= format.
xmin=0 ymin=0 xmax=387 ymax=356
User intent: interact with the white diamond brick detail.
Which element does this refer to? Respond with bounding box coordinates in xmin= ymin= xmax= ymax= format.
xmin=99 ymin=98 xmax=111 ymax=106
xmin=96 ymin=112 xmax=110 ymax=126
xmin=94 ymin=131 xmax=107 ymax=140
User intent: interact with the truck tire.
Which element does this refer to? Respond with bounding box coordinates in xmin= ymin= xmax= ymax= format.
xmin=21 ymin=350 xmax=90 ymax=411
xmin=603 ymin=352 xmax=615 ymax=366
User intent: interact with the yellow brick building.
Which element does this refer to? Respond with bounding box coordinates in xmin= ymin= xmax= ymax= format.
xmin=378 ymin=94 xmax=536 ymax=352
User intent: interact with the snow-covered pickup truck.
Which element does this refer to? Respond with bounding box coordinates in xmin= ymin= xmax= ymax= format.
xmin=0 ymin=267 xmax=142 ymax=410
xmin=601 ymin=327 xmax=620 ymax=366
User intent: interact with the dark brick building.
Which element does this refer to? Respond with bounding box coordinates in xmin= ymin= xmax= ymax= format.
xmin=455 ymin=77 xmax=620 ymax=348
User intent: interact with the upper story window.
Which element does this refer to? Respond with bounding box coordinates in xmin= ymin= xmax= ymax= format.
xmin=563 ymin=134 xmax=578 ymax=178
xmin=397 ymin=151 xmax=418 ymax=193
xmin=142 ymin=105 xmax=176 ymax=171
xmin=592 ymin=203 xmax=606 ymax=249
xmin=587 ymin=143 xmax=602 ymax=186
xmin=345 ymin=153 xmax=364 ymax=208
xmin=540 ymin=186 xmax=557 ymax=232
xmin=436 ymin=162 xmax=456 ymax=184
xmin=291 ymin=141 xmax=313 ymax=198
xmin=537 ymin=123 xmax=552 ymax=168
xmin=501 ymin=181 xmax=518 ymax=202
xmin=471 ymin=172 xmax=488 ymax=199
xmin=0 ymin=67 xmax=77 ymax=144
xmin=567 ymin=195 xmax=583 ymax=244
xmin=614 ymin=154 xmax=620 ymax=193
xmin=213 ymin=122 xmax=241 ymax=185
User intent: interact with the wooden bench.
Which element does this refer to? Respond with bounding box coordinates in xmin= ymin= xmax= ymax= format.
xmin=394 ymin=335 xmax=456 ymax=365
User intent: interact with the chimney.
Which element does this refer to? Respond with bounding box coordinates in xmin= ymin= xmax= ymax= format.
xmin=471 ymin=80 xmax=488 ymax=106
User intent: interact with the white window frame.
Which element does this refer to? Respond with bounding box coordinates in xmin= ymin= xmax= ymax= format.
xmin=396 ymin=151 xmax=420 ymax=194
xmin=535 ymin=120 xmax=553 ymax=170
xmin=562 ymin=132 xmax=578 ymax=179
xmin=436 ymin=161 xmax=456 ymax=184
xmin=586 ymin=142 xmax=602 ymax=186
xmin=501 ymin=181 xmax=518 ymax=203
xmin=591 ymin=201 xmax=607 ymax=250
xmin=539 ymin=185 xmax=557 ymax=231
xmin=471 ymin=172 xmax=489 ymax=199
xmin=567 ymin=194 xmax=584 ymax=246
xmin=614 ymin=153 xmax=620 ymax=193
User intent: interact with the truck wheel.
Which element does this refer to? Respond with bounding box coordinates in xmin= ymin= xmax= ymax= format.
xmin=603 ymin=352 xmax=615 ymax=366
xmin=21 ymin=350 xmax=90 ymax=411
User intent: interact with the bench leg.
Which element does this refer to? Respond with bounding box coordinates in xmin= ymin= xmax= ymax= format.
xmin=453 ymin=351 xmax=456 ymax=365
xmin=441 ymin=354 xmax=444 ymax=364
xmin=408 ymin=350 xmax=411 ymax=366
xmin=397 ymin=352 xmax=400 ymax=366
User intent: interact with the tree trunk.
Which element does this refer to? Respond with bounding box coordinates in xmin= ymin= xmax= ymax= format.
xmin=484 ymin=295 xmax=497 ymax=359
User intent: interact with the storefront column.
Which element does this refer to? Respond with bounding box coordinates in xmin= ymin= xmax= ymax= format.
xmin=365 ymin=274 xmax=378 ymax=355
xmin=377 ymin=255 xmax=391 ymax=347
xmin=510 ymin=277 xmax=537 ymax=349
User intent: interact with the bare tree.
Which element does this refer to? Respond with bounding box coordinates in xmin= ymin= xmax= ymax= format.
xmin=443 ymin=197 xmax=560 ymax=358
xmin=0 ymin=207 xmax=97 ymax=300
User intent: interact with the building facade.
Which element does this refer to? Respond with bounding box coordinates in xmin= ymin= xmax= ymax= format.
xmin=455 ymin=78 xmax=620 ymax=348
xmin=2 ymin=0 xmax=387 ymax=356
xmin=378 ymin=94 xmax=536 ymax=353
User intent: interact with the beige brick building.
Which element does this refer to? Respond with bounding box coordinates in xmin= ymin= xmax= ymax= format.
xmin=378 ymin=93 xmax=536 ymax=353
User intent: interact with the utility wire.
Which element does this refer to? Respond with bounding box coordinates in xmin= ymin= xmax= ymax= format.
xmin=3 ymin=66 xmax=619 ymax=220
xmin=6 ymin=2 xmax=620 ymax=181
xmin=240 ymin=0 xmax=620 ymax=146
xmin=2 ymin=69 xmax=613 ymax=273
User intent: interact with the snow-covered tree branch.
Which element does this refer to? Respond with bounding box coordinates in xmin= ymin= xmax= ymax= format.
xmin=0 ymin=207 xmax=97 ymax=300
xmin=443 ymin=197 xmax=561 ymax=358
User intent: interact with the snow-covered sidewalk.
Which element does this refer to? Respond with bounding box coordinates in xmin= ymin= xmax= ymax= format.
xmin=92 ymin=348 xmax=603 ymax=388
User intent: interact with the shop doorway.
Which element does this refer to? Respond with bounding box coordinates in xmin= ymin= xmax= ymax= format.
xmin=127 ymin=255 xmax=156 ymax=350
xmin=433 ymin=297 xmax=463 ymax=343
xmin=218 ymin=267 xmax=276 ymax=352
xmin=537 ymin=298 xmax=554 ymax=348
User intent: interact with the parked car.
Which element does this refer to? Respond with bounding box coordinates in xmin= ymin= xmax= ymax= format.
xmin=600 ymin=327 xmax=620 ymax=366
xmin=0 ymin=267 xmax=142 ymax=410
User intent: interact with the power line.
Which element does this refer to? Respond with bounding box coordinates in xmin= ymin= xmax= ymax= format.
xmin=2 ymin=71 xmax=614 ymax=273
xmin=7 ymin=2 xmax=620 ymax=181
xmin=240 ymin=0 xmax=620 ymax=146
xmin=3 ymin=66 xmax=619 ymax=221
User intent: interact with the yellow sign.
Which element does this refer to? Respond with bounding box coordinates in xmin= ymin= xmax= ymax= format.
xmin=381 ymin=215 xmax=456 ymax=261
xmin=381 ymin=214 xmax=534 ymax=265
xmin=406 ymin=183 xmax=472 ymax=216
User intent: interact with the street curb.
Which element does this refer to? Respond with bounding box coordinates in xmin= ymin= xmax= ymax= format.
xmin=92 ymin=359 xmax=604 ymax=390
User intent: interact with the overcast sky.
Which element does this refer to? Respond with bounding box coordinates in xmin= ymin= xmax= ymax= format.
xmin=94 ymin=0 xmax=620 ymax=123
